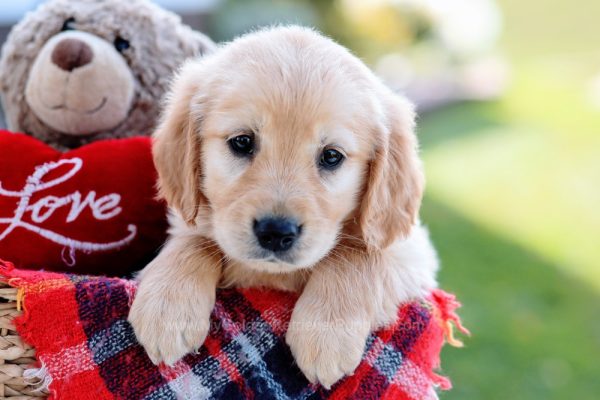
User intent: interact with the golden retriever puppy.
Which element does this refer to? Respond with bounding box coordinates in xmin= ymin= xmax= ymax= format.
xmin=128 ymin=25 xmax=438 ymax=389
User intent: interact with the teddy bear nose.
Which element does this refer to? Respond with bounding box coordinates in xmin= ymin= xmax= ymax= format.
xmin=51 ymin=38 xmax=93 ymax=72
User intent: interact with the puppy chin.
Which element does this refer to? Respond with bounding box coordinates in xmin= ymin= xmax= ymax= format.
xmin=244 ymin=258 xmax=306 ymax=273
xmin=238 ymin=240 xmax=335 ymax=273
xmin=228 ymin=245 xmax=315 ymax=273
xmin=219 ymin=243 xmax=326 ymax=274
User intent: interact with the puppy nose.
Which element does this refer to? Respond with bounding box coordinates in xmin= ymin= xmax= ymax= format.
xmin=253 ymin=217 xmax=300 ymax=252
xmin=51 ymin=38 xmax=93 ymax=71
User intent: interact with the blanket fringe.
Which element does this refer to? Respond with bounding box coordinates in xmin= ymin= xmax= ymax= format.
xmin=431 ymin=289 xmax=470 ymax=347
xmin=23 ymin=362 xmax=52 ymax=394
xmin=16 ymin=286 xmax=24 ymax=311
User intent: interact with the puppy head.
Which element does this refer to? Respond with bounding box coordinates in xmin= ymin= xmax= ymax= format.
xmin=154 ymin=26 xmax=423 ymax=272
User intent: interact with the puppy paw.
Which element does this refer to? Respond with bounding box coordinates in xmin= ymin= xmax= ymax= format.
xmin=128 ymin=287 xmax=214 ymax=365
xmin=286 ymin=312 xmax=369 ymax=389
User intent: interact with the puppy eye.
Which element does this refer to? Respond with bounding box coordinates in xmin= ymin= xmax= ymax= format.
xmin=228 ymin=134 xmax=254 ymax=157
xmin=61 ymin=18 xmax=76 ymax=31
xmin=114 ymin=36 xmax=130 ymax=52
xmin=319 ymin=148 xmax=345 ymax=170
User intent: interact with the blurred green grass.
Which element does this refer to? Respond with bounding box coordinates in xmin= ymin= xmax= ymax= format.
xmin=422 ymin=198 xmax=600 ymax=399
xmin=418 ymin=0 xmax=600 ymax=398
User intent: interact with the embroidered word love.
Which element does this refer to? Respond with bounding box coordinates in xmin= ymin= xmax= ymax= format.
xmin=0 ymin=158 xmax=137 ymax=264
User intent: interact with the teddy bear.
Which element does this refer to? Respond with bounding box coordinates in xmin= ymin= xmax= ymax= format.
xmin=0 ymin=0 xmax=215 ymax=150
xmin=0 ymin=0 xmax=214 ymax=276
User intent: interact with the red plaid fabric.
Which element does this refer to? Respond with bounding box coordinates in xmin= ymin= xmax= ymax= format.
xmin=0 ymin=260 xmax=466 ymax=400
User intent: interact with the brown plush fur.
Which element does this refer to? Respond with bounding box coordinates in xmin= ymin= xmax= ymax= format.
xmin=0 ymin=0 xmax=214 ymax=150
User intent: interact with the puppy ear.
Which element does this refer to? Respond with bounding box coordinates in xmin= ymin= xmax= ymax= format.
xmin=153 ymin=62 xmax=205 ymax=225
xmin=359 ymin=95 xmax=424 ymax=250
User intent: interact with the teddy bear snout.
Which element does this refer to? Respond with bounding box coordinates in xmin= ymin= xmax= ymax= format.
xmin=51 ymin=38 xmax=93 ymax=72
xmin=23 ymin=30 xmax=136 ymax=136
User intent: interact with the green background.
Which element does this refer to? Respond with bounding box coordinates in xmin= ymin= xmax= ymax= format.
xmin=420 ymin=0 xmax=600 ymax=398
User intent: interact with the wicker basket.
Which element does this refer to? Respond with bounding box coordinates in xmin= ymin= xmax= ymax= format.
xmin=0 ymin=282 xmax=46 ymax=399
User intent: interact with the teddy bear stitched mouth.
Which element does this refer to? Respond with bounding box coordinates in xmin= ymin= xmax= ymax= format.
xmin=37 ymin=72 xmax=109 ymax=115
xmin=45 ymin=95 xmax=108 ymax=114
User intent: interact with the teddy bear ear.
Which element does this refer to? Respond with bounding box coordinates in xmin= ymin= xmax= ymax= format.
xmin=193 ymin=32 xmax=217 ymax=56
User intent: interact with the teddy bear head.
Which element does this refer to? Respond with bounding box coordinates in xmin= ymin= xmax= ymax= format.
xmin=0 ymin=0 xmax=214 ymax=150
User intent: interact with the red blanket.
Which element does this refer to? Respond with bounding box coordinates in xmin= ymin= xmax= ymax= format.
xmin=0 ymin=260 xmax=467 ymax=399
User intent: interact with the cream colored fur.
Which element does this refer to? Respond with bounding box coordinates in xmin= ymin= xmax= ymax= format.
xmin=128 ymin=26 xmax=439 ymax=389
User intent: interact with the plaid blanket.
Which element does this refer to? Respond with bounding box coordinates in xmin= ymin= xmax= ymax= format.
xmin=0 ymin=260 xmax=467 ymax=400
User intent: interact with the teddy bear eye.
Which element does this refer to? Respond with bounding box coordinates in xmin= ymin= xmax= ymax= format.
xmin=61 ymin=18 xmax=76 ymax=32
xmin=114 ymin=36 xmax=130 ymax=52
